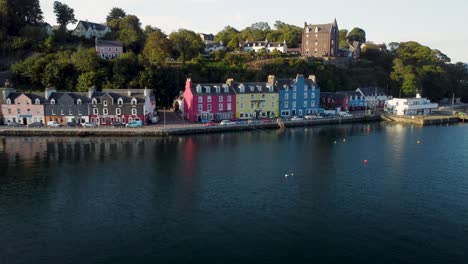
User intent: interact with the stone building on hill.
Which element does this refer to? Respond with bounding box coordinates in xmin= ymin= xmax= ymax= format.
xmin=302 ymin=19 xmax=339 ymax=58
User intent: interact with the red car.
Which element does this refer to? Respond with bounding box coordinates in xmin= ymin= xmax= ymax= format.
xmin=204 ymin=121 xmax=217 ymax=127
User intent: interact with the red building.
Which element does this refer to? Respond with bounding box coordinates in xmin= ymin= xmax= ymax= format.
xmin=320 ymin=92 xmax=350 ymax=112
xmin=183 ymin=78 xmax=236 ymax=122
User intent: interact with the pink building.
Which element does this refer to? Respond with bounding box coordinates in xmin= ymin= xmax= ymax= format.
xmin=95 ymin=39 xmax=123 ymax=60
xmin=1 ymin=92 xmax=46 ymax=125
xmin=183 ymin=78 xmax=236 ymax=122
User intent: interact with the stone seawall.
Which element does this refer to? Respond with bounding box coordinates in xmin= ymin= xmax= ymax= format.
xmin=382 ymin=114 xmax=459 ymax=125
xmin=0 ymin=116 xmax=381 ymax=137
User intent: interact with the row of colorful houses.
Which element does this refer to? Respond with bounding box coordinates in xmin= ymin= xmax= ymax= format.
xmin=0 ymin=87 xmax=157 ymax=126
xmin=180 ymin=75 xmax=392 ymax=122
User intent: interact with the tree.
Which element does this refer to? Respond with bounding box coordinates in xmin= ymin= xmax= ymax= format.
xmin=143 ymin=29 xmax=172 ymax=65
xmin=214 ymin=26 xmax=239 ymax=50
xmin=53 ymin=1 xmax=77 ymax=30
xmin=240 ymin=22 xmax=271 ymax=42
xmin=106 ymin=7 xmax=126 ymax=23
xmin=339 ymin=29 xmax=348 ymax=49
xmin=117 ymin=15 xmax=144 ymax=52
xmin=169 ymin=29 xmax=204 ymax=64
xmin=5 ymin=0 xmax=43 ymax=35
xmin=347 ymin=27 xmax=366 ymax=43
xmin=71 ymin=47 xmax=100 ymax=72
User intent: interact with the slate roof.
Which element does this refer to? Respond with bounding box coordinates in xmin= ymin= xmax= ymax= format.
xmin=77 ymin=21 xmax=109 ymax=31
xmin=336 ymin=91 xmax=362 ymax=97
xmin=357 ymin=87 xmax=386 ymax=96
xmin=189 ymin=83 xmax=235 ymax=95
xmin=47 ymin=92 xmax=91 ymax=103
xmin=96 ymin=40 xmax=123 ymax=47
xmin=91 ymin=89 xmax=154 ymax=104
xmin=229 ymin=82 xmax=278 ymax=94
xmin=242 ymin=40 xmax=286 ymax=48
xmin=5 ymin=92 xmax=46 ymax=103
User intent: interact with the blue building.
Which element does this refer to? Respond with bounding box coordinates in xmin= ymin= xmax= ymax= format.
xmin=277 ymin=74 xmax=320 ymax=117
xmin=336 ymin=91 xmax=366 ymax=110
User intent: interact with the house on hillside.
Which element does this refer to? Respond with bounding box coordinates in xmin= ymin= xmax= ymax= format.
xmin=72 ymin=20 xmax=111 ymax=39
xmin=241 ymin=40 xmax=288 ymax=54
xmin=199 ymin=33 xmax=215 ymax=43
xmin=302 ymin=19 xmax=339 ymax=58
xmin=95 ymin=39 xmax=123 ymax=59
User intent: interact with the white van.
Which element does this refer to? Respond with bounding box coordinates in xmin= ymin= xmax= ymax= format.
xmin=338 ymin=112 xmax=353 ymax=117
xmin=47 ymin=121 xmax=62 ymax=127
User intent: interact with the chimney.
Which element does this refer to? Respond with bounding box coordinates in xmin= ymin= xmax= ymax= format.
xmin=226 ymin=78 xmax=234 ymax=86
xmin=88 ymin=86 xmax=96 ymax=98
xmin=267 ymin=75 xmax=276 ymax=85
xmin=308 ymin=75 xmax=317 ymax=83
xmin=144 ymin=87 xmax=149 ymax=97
xmin=45 ymin=86 xmax=56 ymax=100
xmin=416 ymin=93 xmax=422 ymax=99
xmin=4 ymin=79 xmax=10 ymax=88
xmin=296 ymin=74 xmax=304 ymax=81
xmin=127 ymin=90 xmax=132 ymax=97
xmin=186 ymin=76 xmax=192 ymax=91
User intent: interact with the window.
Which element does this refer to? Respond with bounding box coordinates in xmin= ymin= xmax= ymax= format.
xmin=78 ymin=110 xmax=82 ymax=115
xmin=285 ymin=93 xmax=289 ymax=100
xmin=60 ymin=109 xmax=64 ymax=115
xmin=227 ymin=96 xmax=232 ymax=102
xmin=198 ymin=96 xmax=203 ymax=103
xmin=304 ymin=101 xmax=308 ymax=107
xmin=262 ymin=94 xmax=265 ymax=99
xmin=293 ymin=93 xmax=296 ymax=99
xmin=108 ymin=48 xmax=111 ymax=52
xmin=51 ymin=109 xmax=55 ymax=115
xmin=7 ymin=109 xmax=11 ymax=114
xmin=261 ymin=102 xmax=266 ymax=108
xmin=311 ymin=93 xmax=315 ymax=99
xmin=77 ymin=99 xmax=82 ymax=105
xmin=269 ymin=85 xmax=274 ymax=92
xmin=292 ymin=101 xmax=296 ymax=108
xmin=92 ymin=99 xmax=97 ymax=105
xmin=122 ymin=117 xmax=125 ymax=123
xmin=103 ymin=100 xmax=108 ymax=106
xmin=311 ymin=101 xmax=315 ymax=107
xmin=215 ymin=86 xmax=220 ymax=93
xmin=196 ymin=85 xmax=202 ymax=93
xmin=116 ymin=108 xmax=121 ymax=115
xmin=198 ymin=104 xmax=202 ymax=111
xmin=101 ymin=117 xmax=106 ymax=124
xmin=239 ymin=84 xmax=245 ymax=93
xmin=219 ymin=104 xmax=223 ymax=111
xmin=250 ymin=103 xmax=254 ymax=108
xmin=223 ymin=85 xmax=229 ymax=93
xmin=205 ymin=86 xmax=211 ymax=93
xmin=207 ymin=104 xmax=212 ymax=111
xmin=93 ymin=108 xmax=98 ymax=115
xmin=207 ymin=96 xmax=211 ymax=103
xmin=103 ymin=108 xmax=108 ymax=115
xmin=271 ymin=101 xmax=274 ymax=107
xmin=50 ymin=99 xmax=55 ymax=105
xmin=293 ymin=86 xmax=297 ymax=92
xmin=284 ymin=85 xmax=289 ymax=92
xmin=17 ymin=109 xmax=20 ymax=114
xmin=115 ymin=48 xmax=118 ymax=52
xmin=26 ymin=100 xmax=30 ymax=105
xmin=118 ymin=98 xmax=123 ymax=105
xmin=285 ymin=102 xmax=289 ymax=109
xmin=101 ymin=48 xmax=104 ymax=52
xmin=219 ymin=96 xmax=223 ymax=102
xmin=250 ymin=94 xmax=254 ymax=100
xmin=132 ymin=109 xmax=137 ymax=115
xmin=227 ymin=103 xmax=232 ymax=111
xmin=240 ymin=103 xmax=244 ymax=109
xmin=6 ymin=99 xmax=11 ymax=105
xmin=304 ymin=92 xmax=308 ymax=99
xmin=131 ymin=98 xmax=137 ymax=105
xmin=69 ymin=109 xmax=73 ymax=115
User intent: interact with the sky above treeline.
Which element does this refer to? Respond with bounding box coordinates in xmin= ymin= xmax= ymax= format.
xmin=40 ymin=0 xmax=468 ymax=63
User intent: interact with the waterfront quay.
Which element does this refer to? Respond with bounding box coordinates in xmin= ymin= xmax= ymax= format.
xmin=0 ymin=115 xmax=380 ymax=137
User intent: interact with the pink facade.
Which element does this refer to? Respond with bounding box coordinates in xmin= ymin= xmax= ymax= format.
xmin=95 ymin=40 xmax=124 ymax=60
xmin=183 ymin=78 xmax=236 ymax=122
xmin=1 ymin=94 xmax=45 ymax=125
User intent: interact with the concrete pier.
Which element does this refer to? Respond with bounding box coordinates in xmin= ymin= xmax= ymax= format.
xmin=381 ymin=114 xmax=460 ymax=125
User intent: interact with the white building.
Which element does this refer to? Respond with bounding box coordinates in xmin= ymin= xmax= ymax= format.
xmin=386 ymin=94 xmax=438 ymax=116
xmin=356 ymin=87 xmax=392 ymax=109
xmin=242 ymin=39 xmax=288 ymax=54
xmin=72 ymin=21 xmax=111 ymax=39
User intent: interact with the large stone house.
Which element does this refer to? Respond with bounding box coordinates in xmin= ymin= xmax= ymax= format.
xmin=44 ymin=88 xmax=91 ymax=126
xmin=89 ymin=88 xmax=156 ymax=126
xmin=72 ymin=20 xmax=111 ymax=39
xmin=302 ymin=19 xmax=339 ymax=58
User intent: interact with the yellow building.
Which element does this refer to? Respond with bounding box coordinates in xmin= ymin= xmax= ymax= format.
xmin=227 ymin=76 xmax=279 ymax=119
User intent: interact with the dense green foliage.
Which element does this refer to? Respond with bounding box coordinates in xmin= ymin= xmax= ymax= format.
xmin=53 ymin=1 xmax=77 ymax=29
xmin=2 ymin=0 xmax=467 ymax=106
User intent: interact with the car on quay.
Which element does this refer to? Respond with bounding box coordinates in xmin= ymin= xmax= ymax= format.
xmin=339 ymin=112 xmax=353 ymax=117
xmin=28 ymin=122 xmax=44 ymax=128
xmin=126 ymin=119 xmax=143 ymax=128
xmin=305 ymin=115 xmax=323 ymax=120
xmin=220 ymin=120 xmax=236 ymax=126
xmin=291 ymin=116 xmax=304 ymax=121
xmin=111 ymin=122 xmax=126 ymax=128
xmin=66 ymin=122 xmax=80 ymax=127
xmin=47 ymin=121 xmax=62 ymax=128
xmin=82 ymin=122 xmax=98 ymax=128
xmin=204 ymin=120 xmax=217 ymax=127
xmin=7 ymin=122 xmax=23 ymax=127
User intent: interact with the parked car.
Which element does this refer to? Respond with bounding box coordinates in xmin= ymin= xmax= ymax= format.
xmin=47 ymin=121 xmax=62 ymax=127
xmin=7 ymin=122 xmax=22 ymax=127
xmin=220 ymin=120 xmax=235 ymax=126
xmin=235 ymin=120 xmax=248 ymax=125
xmin=28 ymin=122 xmax=44 ymax=128
xmin=261 ymin=118 xmax=273 ymax=123
xmin=339 ymin=112 xmax=353 ymax=117
xmin=305 ymin=115 xmax=323 ymax=120
xmin=82 ymin=122 xmax=98 ymax=128
xmin=111 ymin=122 xmax=126 ymax=128
xmin=66 ymin=122 xmax=79 ymax=127
xmin=126 ymin=119 xmax=143 ymax=128
xmin=291 ymin=116 xmax=304 ymax=121
xmin=204 ymin=121 xmax=217 ymax=127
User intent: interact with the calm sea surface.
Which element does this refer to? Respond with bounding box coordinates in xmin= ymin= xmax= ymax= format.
xmin=1 ymin=123 xmax=467 ymax=264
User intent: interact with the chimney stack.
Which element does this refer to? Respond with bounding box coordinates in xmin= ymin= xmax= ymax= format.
xmin=226 ymin=78 xmax=234 ymax=86
xmin=127 ymin=90 xmax=132 ymax=97
xmin=45 ymin=86 xmax=56 ymax=100
xmin=308 ymin=75 xmax=317 ymax=83
xmin=267 ymin=75 xmax=276 ymax=85
xmin=88 ymin=86 xmax=96 ymax=99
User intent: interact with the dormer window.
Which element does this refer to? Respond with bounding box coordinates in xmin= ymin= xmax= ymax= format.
xmin=92 ymin=98 xmax=97 ymax=105
xmin=6 ymin=98 xmax=11 ymax=104
xmin=103 ymin=100 xmax=108 ymax=106
xmin=215 ymin=86 xmax=220 ymax=93
xmin=131 ymin=98 xmax=137 ymax=105
xmin=118 ymin=98 xmax=123 ymax=105
xmin=284 ymin=85 xmax=289 ymax=92
xmin=196 ymin=84 xmax=202 ymax=93
xmin=204 ymin=86 xmax=211 ymax=93
xmin=50 ymin=99 xmax=55 ymax=105
xmin=35 ymin=99 xmax=40 ymax=105
xmin=257 ymin=85 xmax=262 ymax=92
xmin=239 ymin=84 xmax=245 ymax=93
xmin=269 ymin=85 xmax=274 ymax=92
xmin=249 ymin=86 xmax=254 ymax=92
xmin=77 ymin=99 xmax=82 ymax=105
xmin=315 ymin=27 xmax=319 ymax=33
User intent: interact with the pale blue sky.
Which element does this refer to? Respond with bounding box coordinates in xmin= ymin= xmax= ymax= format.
xmin=40 ymin=0 xmax=468 ymax=62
